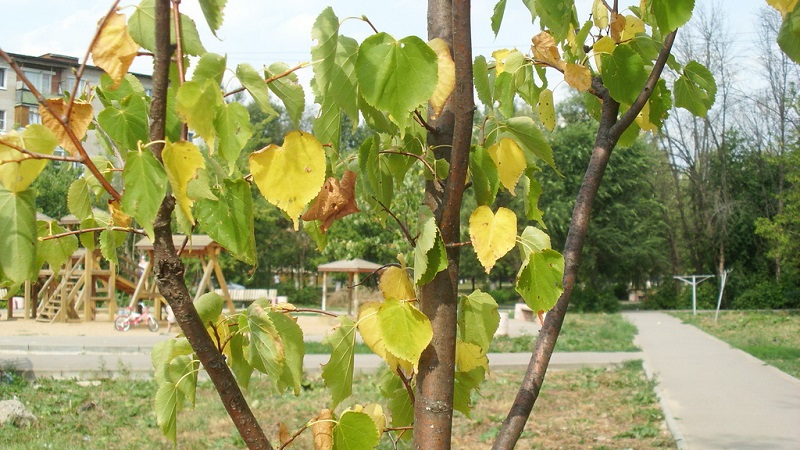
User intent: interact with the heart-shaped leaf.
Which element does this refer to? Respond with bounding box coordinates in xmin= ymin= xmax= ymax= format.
xmin=469 ymin=205 xmax=517 ymax=273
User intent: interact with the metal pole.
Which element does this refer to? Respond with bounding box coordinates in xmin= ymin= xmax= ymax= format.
xmin=692 ymin=275 xmax=697 ymax=316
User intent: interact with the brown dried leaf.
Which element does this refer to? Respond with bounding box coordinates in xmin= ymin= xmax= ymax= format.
xmin=39 ymin=98 xmax=94 ymax=156
xmin=610 ymin=12 xmax=626 ymax=43
xmin=279 ymin=422 xmax=292 ymax=447
xmin=91 ymin=11 xmax=139 ymax=89
xmin=108 ymin=199 xmax=132 ymax=227
xmin=531 ymin=31 xmax=566 ymax=71
xmin=564 ymin=63 xmax=592 ymax=92
xmin=301 ymin=170 xmax=359 ymax=233
xmin=312 ymin=409 xmax=334 ymax=450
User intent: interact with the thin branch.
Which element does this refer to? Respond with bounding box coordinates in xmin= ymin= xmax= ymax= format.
xmin=0 ymin=47 xmax=122 ymax=201
xmin=278 ymin=422 xmax=310 ymax=450
xmin=39 ymin=227 xmax=146 ymax=241
xmin=225 ymin=62 xmax=308 ymax=97
xmin=65 ymin=0 xmax=122 ymax=120
xmin=445 ymin=241 xmax=471 ymax=248
xmin=610 ymin=30 xmax=677 ymax=140
xmin=414 ymin=110 xmax=438 ymax=133
xmin=291 ymin=308 xmax=339 ymax=318
xmin=0 ymin=138 xmax=83 ymax=164
xmin=372 ymin=196 xmax=417 ymax=246
xmin=361 ymin=15 xmax=380 ymax=34
xmin=347 ymin=263 xmax=398 ymax=288
xmin=397 ymin=367 xmax=416 ymax=405
xmin=171 ymin=0 xmax=189 ymax=142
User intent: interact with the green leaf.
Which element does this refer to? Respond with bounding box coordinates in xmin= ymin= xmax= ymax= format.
xmin=778 ymin=4 xmax=800 ymax=64
xmin=414 ymin=205 xmax=447 ymax=285
xmin=198 ymin=0 xmax=226 ymax=36
xmin=0 ymin=127 xmax=56 ymax=193
xmin=378 ymin=297 xmax=433 ymax=367
xmin=470 ymin=145 xmax=500 ymax=206
xmin=321 ymin=316 xmax=356 ymax=408
xmin=36 ymin=221 xmax=78 ymax=271
xmin=97 ymin=94 xmax=149 ymax=152
xmin=356 ymin=33 xmax=438 ymax=131
xmin=121 ymin=150 xmax=167 ymax=239
xmin=313 ymin=97 xmax=342 ymax=152
xmin=196 ymin=179 xmax=256 ymax=265
xmin=494 ymin=71 xmax=515 ymax=118
xmin=155 ymin=381 xmax=180 ymax=443
xmin=128 ymin=0 xmax=206 ymax=55
xmin=473 ymin=55 xmax=493 ymax=108
xmin=269 ymin=311 xmax=305 ymax=395
xmin=333 ymin=411 xmax=380 ymax=450
xmin=99 ymin=229 xmax=126 ymax=266
xmin=454 ymin=367 xmax=485 ymax=416
xmin=265 ymin=62 xmax=305 ymax=127
xmin=330 ymin=36 xmax=360 ymax=125
xmin=674 ymin=60 xmax=716 ymax=118
xmin=236 ymin=63 xmax=278 ymax=117
xmin=176 ymin=79 xmax=224 ymax=149
xmin=311 ymin=7 xmax=340 ymax=97
xmin=516 ymin=248 xmax=564 ymax=313
xmin=195 ymin=292 xmax=224 ymax=327
xmin=168 ymin=354 xmax=199 ymax=407
xmin=518 ymin=225 xmax=552 ymax=259
xmin=378 ymin=370 xmax=414 ymax=429
xmin=67 ymin=178 xmax=92 ymax=221
xmin=193 ymin=53 xmax=227 ymax=86
xmin=501 ymin=117 xmax=557 ymax=171
xmin=523 ymin=172 xmax=545 ymax=226
xmin=0 ymin=188 xmax=37 ymax=283
xmin=491 ymin=0 xmax=508 ymax=36
xmin=651 ymin=0 xmax=694 ymax=34
xmin=458 ymin=290 xmax=500 ymax=352
xmin=358 ymin=136 xmax=393 ymax=221
xmin=229 ymin=330 xmax=254 ymax=388
xmin=601 ymin=44 xmax=648 ymax=105
xmin=244 ymin=304 xmax=285 ymax=385
xmin=214 ymin=101 xmax=252 ymax=167
xmin=648 ymin=79 xmax=672 ymax=129
xmin=536 ymin=0 xmax=578 ymax=41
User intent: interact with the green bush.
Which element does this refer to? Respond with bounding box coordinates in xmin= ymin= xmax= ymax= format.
xmin=278 ymin=285 xmax=323 ymax=306
xmin=488 ymin=288 xmax=520 ymax=306
xmin=569 ymin=285 xmax=620 ymax=313
xmin=677 ymin=281 xmax=718 ymax=310
xmin=642 ymin=282 xmax=680 ymax=310
xmin=732 ymin=281 xmax=800 ymax=310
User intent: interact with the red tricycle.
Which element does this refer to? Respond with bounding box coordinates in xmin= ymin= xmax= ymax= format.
xmin=114 ymin=302 xmax=159 ymax=332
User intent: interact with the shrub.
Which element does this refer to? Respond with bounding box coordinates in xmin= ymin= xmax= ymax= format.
xmin=677 ymin=281 xmax=718 ymax=310
xmin=488 ymin=288 xmax=520 ymax=306
xmin=569 ymin=285 xmax=620 ymax=313
xmin=642 ymin=282 xmax=680 ymax=310
xmin=732 ymin=280 xmax=800 ymax=310
xmin=278 ymin=285 xmax=323 ymax=306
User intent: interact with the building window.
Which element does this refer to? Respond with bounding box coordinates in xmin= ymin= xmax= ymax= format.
xmin=0 ymin=110 xmax=6 ymax=131
xmin=0 ymin=68 xmax=6 ymax=89
xmin=28 ymin=110 xmax=41 ymax=125
xmin=22 ymin=70 xmax=53 ymax=95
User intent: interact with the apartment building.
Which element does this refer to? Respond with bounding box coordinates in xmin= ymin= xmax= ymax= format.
xmin=0 ymin=52 xmax=152 ymax=153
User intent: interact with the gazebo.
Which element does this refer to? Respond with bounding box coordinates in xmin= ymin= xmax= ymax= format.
xmin=317 ymin=258 xmax=385 ymax=314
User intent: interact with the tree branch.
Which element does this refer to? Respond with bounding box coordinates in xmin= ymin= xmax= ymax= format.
xmin=372 ymin=196 xmax=417 ymax=246
xmin=225 ymin=62 xmax=308 ymax=98
xmin=39 ymin=227 xmax=145 ymax=241
xmin=0 ymin=138 xmax=83 ymax=164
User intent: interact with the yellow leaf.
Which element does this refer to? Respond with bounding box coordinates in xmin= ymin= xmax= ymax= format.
xmin=108 ymin=199 xmax=132 ymax=227
xmin=428 ymin=38 xmax=455 ymax=119
xmin=488 ymin=137 xmax=526 ymax=194
xmin=279 ymin=422 xmax=292 ymax=447
xmin=635 ymin=100 xmax=657 ymax=132
xmin=362 ymin=403 xmax=386 ymax=434
xmin=0 ymin=125 xmax=57 ymax=192
xmin=621 ymin=15 xmax=645 ymax=41
xmin=456 ymin=340 xmax=489 ymax=372
xmin=312 ymin=409 xmax=333 ymax=450
xmin=379 ymin=266 xmax=415 ymax=301
xmin=91 ymin=11 xmax=139 ymax=89
xmin=565 ymin=63 xmax=592 ymax=92
xmin=610 ymin=12 xmax=626 ymax=43
xmin=39 ymin=98 xmax=94 ymax=156
xmin=492 ymin=49 xmax=511 ymax=74
xmin=163 ymin=141 xmax=205 ymax=224
xmin=531 ymin=31 xmax=566 ymax=71
xmin=768 ymin=0 xmax=799 ymax=17
xmin=469 ymin=206 xmax=517 ymax=273
xmin=537 ymin=89 xmax=556 ymax=132
xmin=356 ymin=302 xmax=413 ymax=374
xmin=249 ymin=131 xmax=326 ymax=230
xmin=592 ymin=0 xmax=609 ymax=29
xmin=592 ymin=36 xmax=616 ymax=72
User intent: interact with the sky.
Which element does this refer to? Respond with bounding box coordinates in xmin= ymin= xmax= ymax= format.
xmin=0 ymin=0 xmax=767 ymax=100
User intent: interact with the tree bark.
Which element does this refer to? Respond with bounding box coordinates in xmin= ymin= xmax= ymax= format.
xmin=149 ymin=1 xmax=272 ymax=449
xmin=414 ymin=1 xmax=473 ymax=448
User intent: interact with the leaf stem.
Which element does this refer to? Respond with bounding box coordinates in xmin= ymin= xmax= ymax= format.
xmin=39 ymin=227 xmax=146 ymax=241
xmin=224 ymin=62 xmax=308 ymax=98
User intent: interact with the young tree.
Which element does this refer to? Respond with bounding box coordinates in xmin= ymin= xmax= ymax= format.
xmin=0 ymin=1 xmax=728 ymax=449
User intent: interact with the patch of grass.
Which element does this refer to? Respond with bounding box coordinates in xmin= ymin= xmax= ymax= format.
xmin=490 ymin=312 xmax=639 ymax=353
xmin=0 ymin=362 xmax=672 ymax=449
xmin=672 ymin=310 xmax=800 ymax=378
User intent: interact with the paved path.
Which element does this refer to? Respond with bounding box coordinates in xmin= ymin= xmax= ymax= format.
xmin=624 ymin=311 xmax=800 ymax=450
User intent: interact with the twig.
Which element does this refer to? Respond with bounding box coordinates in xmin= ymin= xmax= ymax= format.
xmin=0 ymin=47 xmax=122 ymax=201
xmin=0 ymin=138 xmax=83 ymax=164
xmin=209 ymin=320 xmax=223 ymax=353
xmin=372 ymin=196 xmax=417 ymax=247
xmin=172 ymin=0 xmax=189 ymax=141
xmin=225 ymin=62 xmax=308 ymax=97
xmin=347 ymin=263 xmax=400 ymax=289
xmin=290 ymin=308 xmax=339 ymax=318
xmin=378 ymin=150 xmax=438 ymax=179
xmin=278 ymin=421 xmax=310 ymax=450
xmin=361 ymin=15 xmax=380 ymax=34
xmin=396 ymin=367 xmax=416 ymax=405
xmin=445 ymin=241 xmax=472 ymax=248
xmin=414 ymin=110 xmax=438 ymax=133
xmin=39 ymin=226 xmax=146 ymax=241
xmin=65 ymin=0 xmax=122 ymax=120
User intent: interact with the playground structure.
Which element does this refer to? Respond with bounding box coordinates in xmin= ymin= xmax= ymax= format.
xmin=15 ymin=233 xmax=234 ymax=324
